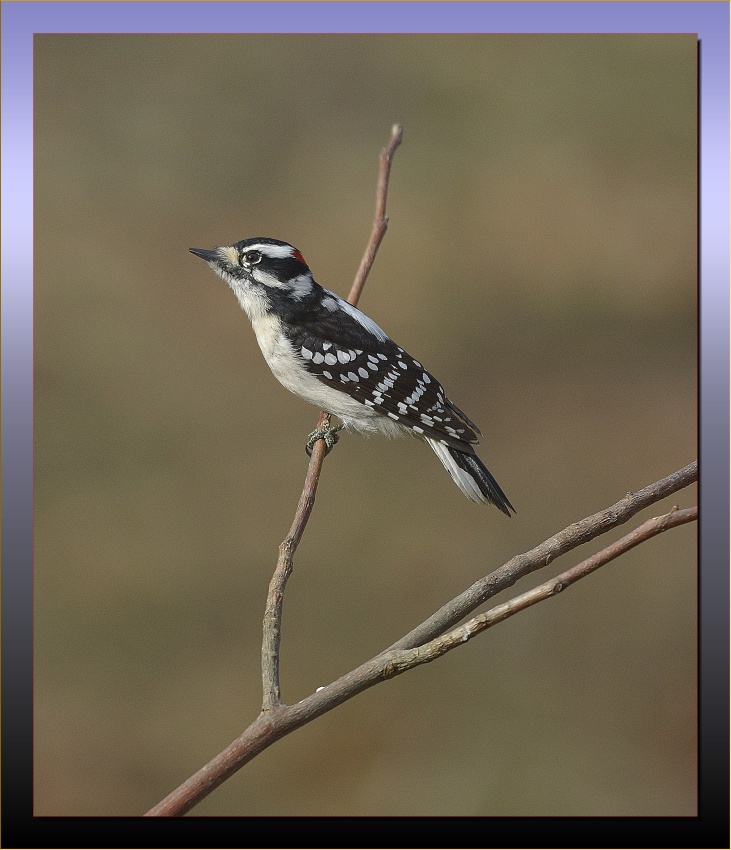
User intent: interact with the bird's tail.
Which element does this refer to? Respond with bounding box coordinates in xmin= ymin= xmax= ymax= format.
xmin=426 ymin=438 xmax=514 ymax=515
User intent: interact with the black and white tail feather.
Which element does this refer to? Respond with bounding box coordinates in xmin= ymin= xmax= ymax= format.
xmin=190 ymin=237 xmax=514 ymax=516
xmin=428 ymin=438 xmax=512 ymax=513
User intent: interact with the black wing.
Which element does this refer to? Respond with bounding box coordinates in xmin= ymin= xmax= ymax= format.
xmin=287 ymin=296 xmax=482 ymax=453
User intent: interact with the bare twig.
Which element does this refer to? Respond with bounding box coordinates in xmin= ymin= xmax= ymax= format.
xmin=388 ymin=460 xmax=698 ymax=652
xmin=377 ymin=505 xmax=698 ymax=672
xmin=348 ymin=123 xmax=403 ymax=305
xmin=261 ymin=456 xmax=325 ymax=711
xmin=260 ymin=124 xmax=404 ymax=713
xmin=145 ymin=462 xmax=696 ymax=816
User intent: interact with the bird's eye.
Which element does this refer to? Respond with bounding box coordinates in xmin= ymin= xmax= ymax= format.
xmin=242 ymin=250 xmax=262 ymax=265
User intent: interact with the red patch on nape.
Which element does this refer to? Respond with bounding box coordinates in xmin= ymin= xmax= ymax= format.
xmin=291 ymin=249 xmax=307 ymax=266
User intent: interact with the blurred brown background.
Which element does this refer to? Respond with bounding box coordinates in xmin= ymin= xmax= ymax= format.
xmin=34 ymin=34 xmax=697 ymax=816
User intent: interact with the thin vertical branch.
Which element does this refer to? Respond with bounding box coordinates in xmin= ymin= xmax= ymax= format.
xmin=261 ymin=124 xmax=404 ymax=712
xmin=261 ymin=456 xmax=326 ymax=711
xmin=348 ymin=123 xmax=403 ymax=305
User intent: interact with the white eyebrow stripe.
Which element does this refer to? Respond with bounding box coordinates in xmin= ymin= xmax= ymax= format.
xmin=246 ymin=243 xmax=296 ymax=259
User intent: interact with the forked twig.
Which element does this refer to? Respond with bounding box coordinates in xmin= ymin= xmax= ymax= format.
xmin=145 ymin=461 xmax=696 ymax=816
xmin=387 ymin=461 xmax=698 ymax=651
xmin=379 ymin=505 xmax=698 ymax=672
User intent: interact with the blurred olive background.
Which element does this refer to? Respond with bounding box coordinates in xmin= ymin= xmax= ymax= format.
xmin=34 ymin=34 xmax=697 ymax=817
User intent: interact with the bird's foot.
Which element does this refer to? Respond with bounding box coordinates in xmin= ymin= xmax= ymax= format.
xmin=305 ymin=423 xmax=344 ymax=457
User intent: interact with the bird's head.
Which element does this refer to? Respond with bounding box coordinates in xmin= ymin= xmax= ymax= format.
xmin=190 ymin=238 xmax=314 ymax=306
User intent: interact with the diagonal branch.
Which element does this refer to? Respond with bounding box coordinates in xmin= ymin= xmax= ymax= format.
xmin=388 ymin=460 xmax=698 ymax=651
xmin=261 ymin=124 xmax=403 ymax=713
xmin=379 ymin=505 xmax=698 ymax=673
xmin=145 ymin=462 xmax=697 ymax=816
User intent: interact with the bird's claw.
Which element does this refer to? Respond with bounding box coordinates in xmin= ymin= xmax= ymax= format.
xmin=305 ymin=424 xmax=344 ymax=457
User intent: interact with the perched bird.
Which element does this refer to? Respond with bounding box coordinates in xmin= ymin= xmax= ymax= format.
xmin=190 ymin=238 xmax=513 ymax=515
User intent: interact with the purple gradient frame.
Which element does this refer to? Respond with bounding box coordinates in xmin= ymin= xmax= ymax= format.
xmin=2 ymin=1 xmax=727 ymax=835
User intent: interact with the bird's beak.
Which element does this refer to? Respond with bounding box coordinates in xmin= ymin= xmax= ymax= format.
xmin=189 ymin=247 xmax=219 ymax=263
